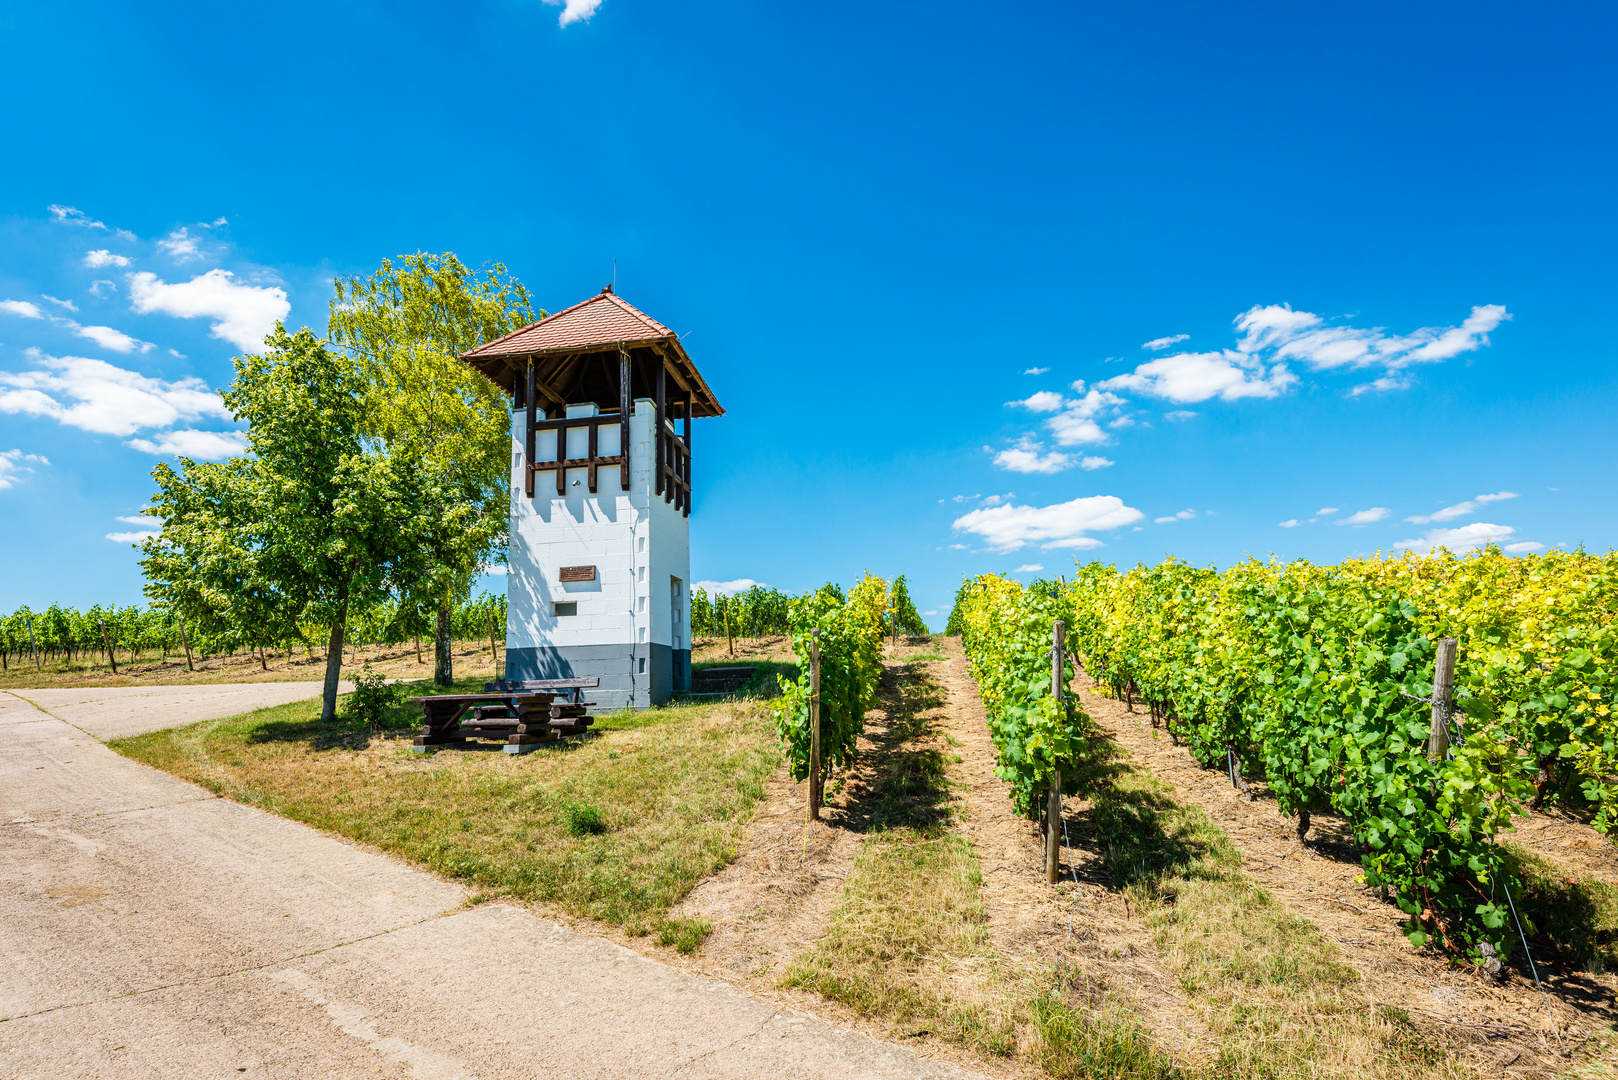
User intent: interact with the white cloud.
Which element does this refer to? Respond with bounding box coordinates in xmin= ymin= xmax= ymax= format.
xmin=1046 ymin=412 xmax=1107 ymax=445
xmin=117 ymin=514 xmax=163 ymax=527
xmin=1023 ymin=367 xmax=1049 ymax=375
xmin=84 ymin=249 xmax=131 ymax=268
xmin=1317 ymin=506 xmax=1339 ymax=515
xmin=545 ymin=0 xmax=602 ymax=25
xmin=1 ymin=299 xmax=45 ymax=319
xmin=41 ymin=295 xmax=77 ymax=312
xmin=1142 ymin=333 xmax=1190 ymax=351
xmin=1278 ymin=519 xmax=1300 ymax=528
xmin=106 ymin=530 xmax=159 ymax=544
xmin=1100 ymin=302 xmax=1509 ymax=406
xmin=90 ymin=280 xmax=116 ymax=297
xmin=979 ymin=493 xmax=1015 ymax=507
xmin=1176 ymin=509 xmax=1195 ymax=519
xmin=1154 ymin=516 xmax=1177 ymax=524
xmin=481 ymin=564 xmax=510 ymax=576
xmin=1504 ymin=541 xmax=1546 ymax=554
xmin=1079 ymin=456 xmax=1114 ymax=470
xmin=1008 ymin=390 xmax=1066 ymax=413
xmin=1012 ymin=564 xmax=1044 ymax=573
xmin=1236 ymin=302 xmax=1509 ymax=373
xmin=157 ymin=228 xmax=202 ymax=261
xmin=0 ymin=449 xmax=49 ymax=491
xmin=694 ymin=578 xmax=763 ymax=596
xmin=945 ymin=543 xmax=969 ymax=551
xmin=1406 ymin=491 xmax=1519 ymax=525
xmin=1393 ymin=522 xmax=1532 ymax=556
xmin=993 ymin=437 xmax=1071 ymax=474
xmin=48 ymin=205 xmax=106 ymax=229
xmin=1045 ymin=389 xmax=1125 ymax=446
xmin=0 ymin=350 xmax=229 ymax=436
xmin=1109 ymin=416 xmax=1134 ymax=429
xmin=952 ymin=495 xmax=1143 ymax=552
xmin=73 ymin=323 xmax=151 ymax=354
xmin=125 ymin=429 xmax=248 ymax=460
xmin=1164 ymin=410 xmax=1197 ymax=421
xmin=1338 ymin=507 xmax=1390 ymax=526
xmin=1101 ymin=349 xmax=1296 ymax=403
xmin=128 ymin=269 xmax=290 ymax=352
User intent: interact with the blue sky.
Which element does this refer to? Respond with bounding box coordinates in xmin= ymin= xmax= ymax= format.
xmin=1 ymin=1 xmax=1614 ymax=624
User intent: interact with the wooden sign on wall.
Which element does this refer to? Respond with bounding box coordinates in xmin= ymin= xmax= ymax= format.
xmin=558 ymin=566 xmax=597 ymax=582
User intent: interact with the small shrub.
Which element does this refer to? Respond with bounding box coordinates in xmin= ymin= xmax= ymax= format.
xmin=343 ymin=664 xmax=400 ymax=728
xmin=563 ymin=801 xmax=607 ymax=836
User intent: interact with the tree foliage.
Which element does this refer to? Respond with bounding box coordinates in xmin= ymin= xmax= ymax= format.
xmin=141 ymin=325 xmax=437 ymax=719
xmin=327 ymin=252 xmax=539 ymax=683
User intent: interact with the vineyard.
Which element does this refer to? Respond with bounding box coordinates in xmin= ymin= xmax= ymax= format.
xmin=0 ymin=592 xmax=507 ymax=674
xmin=948 ymin=546 xmax=1618 ymax=962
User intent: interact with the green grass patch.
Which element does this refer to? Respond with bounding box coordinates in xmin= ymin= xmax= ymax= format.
xmin=1503 ymin=843 xmax=1618 ymax=972
xmin=1069 ymin=736 xmax=1466 ymax=1079
xmin=111 ymin=679 xmax=781 ymax=944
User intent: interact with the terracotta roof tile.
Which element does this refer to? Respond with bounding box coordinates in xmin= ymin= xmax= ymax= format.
xmin=464 ymin=288 xmax=675 ymax=358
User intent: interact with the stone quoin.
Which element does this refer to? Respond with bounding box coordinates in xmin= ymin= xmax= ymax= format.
xmin=462 ymin=287 xmax=724 ymax=708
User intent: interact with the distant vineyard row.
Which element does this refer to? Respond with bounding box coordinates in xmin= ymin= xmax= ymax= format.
xmin=0 ymin=593 xmax=507 ymax=670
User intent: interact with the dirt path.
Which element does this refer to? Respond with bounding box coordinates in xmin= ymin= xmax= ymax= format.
xmin=1073 ymin=668 xmax=1618 ymax=1072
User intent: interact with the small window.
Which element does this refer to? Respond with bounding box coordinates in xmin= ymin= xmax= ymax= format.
xmin=638 ymin=657 xmax=646 ymax=673
xmin=553 ymin=602 xmax=578 ymax=617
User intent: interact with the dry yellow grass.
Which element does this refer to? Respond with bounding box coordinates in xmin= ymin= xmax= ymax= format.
xmin=112 ymin=683 xmax=781 ymax=945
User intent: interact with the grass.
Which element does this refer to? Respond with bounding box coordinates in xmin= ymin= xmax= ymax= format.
xmin=786 ymin=660 xmax=1181 ymax=1077
xmin=1504 ymin=843 xmax=1618 ymax=973
xmin=110 ymin=677 xmax=780 ymax=951
xmin=1068 ymin=735 xmax=1468 ymax=1079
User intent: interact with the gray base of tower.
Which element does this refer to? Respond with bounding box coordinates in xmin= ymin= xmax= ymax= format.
xmin=506 ymin=644 xmax=692 ymax=710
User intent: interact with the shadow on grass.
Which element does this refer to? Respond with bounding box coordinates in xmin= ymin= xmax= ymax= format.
xmin=1064 ymin=732 xmax=1238 ymax=895
xmin=829 ymin=660 xmax=956 ymax=837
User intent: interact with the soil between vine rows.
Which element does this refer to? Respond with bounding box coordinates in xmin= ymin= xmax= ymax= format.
xmin=1074 ymin=662 xmax=1618 ymax=1075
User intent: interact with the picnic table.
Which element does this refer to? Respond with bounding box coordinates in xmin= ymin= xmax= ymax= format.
xmin=408 ymin=678 xmax=600 ymax=754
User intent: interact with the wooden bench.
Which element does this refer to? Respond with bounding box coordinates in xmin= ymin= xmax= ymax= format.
xmin=407 ymin=686 xmax=598 ymax=753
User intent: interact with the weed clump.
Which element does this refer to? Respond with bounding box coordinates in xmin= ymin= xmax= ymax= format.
xmin=563 ymin=801 xmax=607 ymax=836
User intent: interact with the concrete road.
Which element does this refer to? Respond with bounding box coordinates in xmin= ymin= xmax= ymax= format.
xmin=0 ymin=691 xmax=976 ymax=1079
xmin=8 ymin=682 xmax=355 ymax=741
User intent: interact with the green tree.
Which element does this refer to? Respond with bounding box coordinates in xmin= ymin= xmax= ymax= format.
xmin=142 ymin=325 xmax=437 ymax=721
xmin=327 ymin=252 xmax=538 ymax=686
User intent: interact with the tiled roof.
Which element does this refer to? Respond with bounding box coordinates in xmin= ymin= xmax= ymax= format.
xmin=464 ymin=287 xmax=675 ymax=358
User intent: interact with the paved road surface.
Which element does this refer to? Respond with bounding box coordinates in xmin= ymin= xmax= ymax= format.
xmin=0 ymin=688 xmax=974 ymax=1079
xmin=8 ymin=682 xmax=354 ymax=741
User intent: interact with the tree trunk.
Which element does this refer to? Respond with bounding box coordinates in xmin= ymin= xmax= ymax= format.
xmin=434 ymin=598 xmax=453 ymax=687
xmin=321 ymin=619 xmax=346 ymax=723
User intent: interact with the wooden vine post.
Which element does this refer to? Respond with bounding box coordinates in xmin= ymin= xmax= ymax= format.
xmin=1427 ymin=636 xmax=1458 ymax=762
xmin=26 ymin=615 xmax=40 ymax=671
xmin=808 ymin=628 xmax=823 ymax=822
xmin=1047 ymin=618 xmax=1065 ymax=884
xmin=487 ymin=612 xmax=500 ymax=672
xmin=98 ymin=618 xmax=118 ymax=675
xmin=178 ymin=617 xmax=195 ymax=672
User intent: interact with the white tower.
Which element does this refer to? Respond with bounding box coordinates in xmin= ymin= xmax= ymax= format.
xmin=462 ymin=287 xmax=723 ymax=708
